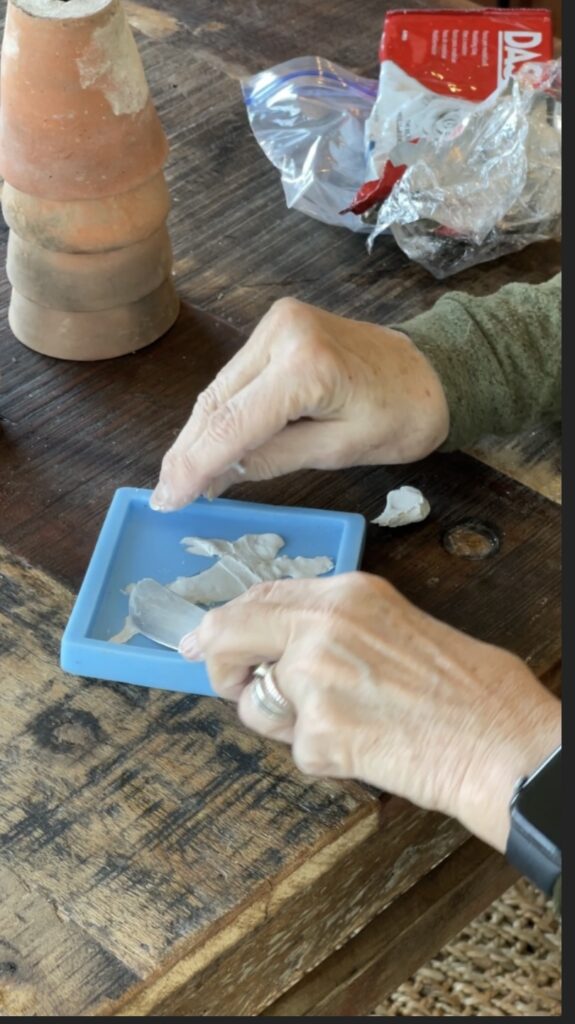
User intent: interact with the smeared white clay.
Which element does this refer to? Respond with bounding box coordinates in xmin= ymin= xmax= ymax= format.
xmin=169 ymin=557 xmax=262 ymax=604
xmin=109 ymin=533 xmax=334 ymax=647
xmin=181 ymin=533 xmax=285 ymax=562
xmin=77 ymin=8 xmax=149 ymax=116
xmin=2 ymin=26 xmax=19 ymax=61
xmin=15 ymin=1 xmax=111 ymax=17
xmin=109 ymin=619 xmax=139 ymax=645
xmin=371 ymin=486 xmax=430 ymax=528
xmin=181 ymin=534 xmax=332 ymax=589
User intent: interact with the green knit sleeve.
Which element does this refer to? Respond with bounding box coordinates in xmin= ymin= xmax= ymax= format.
xmin=394 ymin=274 xmax=561 ymax=452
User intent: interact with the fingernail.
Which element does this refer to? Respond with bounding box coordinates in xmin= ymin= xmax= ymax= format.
xmin=179 ymin=631 xmax=203 ymax=660
xmin=150 ymin=482 xmax=174 ymax=512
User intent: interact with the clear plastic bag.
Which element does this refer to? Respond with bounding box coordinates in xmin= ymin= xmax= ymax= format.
xmin=242 ymin=53 xmax=561 ymax=277
xmin=367 ymin=60 xmax=562 ymax=278
xmin=242 ymin=57 xmax=377 ymax=232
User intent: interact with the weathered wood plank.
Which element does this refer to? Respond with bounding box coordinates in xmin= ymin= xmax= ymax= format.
xmin=263 ymin=839 xmax=519 ymax=1017
xmin=112 ymin=808 xmax=467 ymax=1016
xmin=125 ymin=1 xmax=179 ymax=39
xmin=1 ymin=543 xmax=473 ymax=1016
xmin=0 ymin=864 xmax=138 ymax=1017
xmin=470 ymin=426 xmax=562 ymax=504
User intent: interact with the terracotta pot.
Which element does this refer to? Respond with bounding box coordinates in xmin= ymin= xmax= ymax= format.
xmin=1 ymin=173 xmax=171 ymax=253
xmin=0 ymin=0 xmax=169 ymax=200
xmin=9 ymin=279 xmax=180 ymax=361
xmin=7 ymin=226 xmax=174 ymax=311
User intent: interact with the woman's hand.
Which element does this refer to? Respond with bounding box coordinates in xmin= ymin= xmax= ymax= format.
xmin=180 ymin=573 xmax=560 ymax=852
xmin=151 ymin=298 xmax=449 ymax=511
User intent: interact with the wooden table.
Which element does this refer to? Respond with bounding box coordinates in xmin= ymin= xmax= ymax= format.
xmin=0 ymin=0 xmax=561 ymax=1016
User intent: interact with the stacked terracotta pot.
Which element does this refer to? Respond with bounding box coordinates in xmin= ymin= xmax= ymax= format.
xmin=0 ymin=0 xmax=179 ymax=360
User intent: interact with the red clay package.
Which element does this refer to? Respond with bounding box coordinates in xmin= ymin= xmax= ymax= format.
xmin=346 ymin=8 xmax=553 ymax=216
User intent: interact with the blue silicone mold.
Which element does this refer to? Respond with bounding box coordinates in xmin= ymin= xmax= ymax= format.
xmin=60 ymin=488 xmax=366 ymax=695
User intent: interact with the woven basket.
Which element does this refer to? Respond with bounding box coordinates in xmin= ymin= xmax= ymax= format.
xmin=374 ymin=879 xmax=561 ymax=1017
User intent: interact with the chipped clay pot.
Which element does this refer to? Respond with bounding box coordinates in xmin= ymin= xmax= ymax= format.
xmin=9 ymin=279 xmax=180 ymax=361
xmin=0 ymin=0 xmax=169 ymax=200
xmin=6 ymin=226 xmax=174 ymax=312
xmin=1 ymin=173 xmax=171 ymax=253
xmin=1 ymin=0 xmax=180 ymax=360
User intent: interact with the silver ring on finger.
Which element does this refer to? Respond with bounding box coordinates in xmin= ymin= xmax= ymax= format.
xmin=251 ymin=663 xmax=292 ymax=719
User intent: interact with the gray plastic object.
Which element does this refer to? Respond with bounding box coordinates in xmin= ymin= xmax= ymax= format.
xmin=129 ymin=578 xmax=205 ymax=650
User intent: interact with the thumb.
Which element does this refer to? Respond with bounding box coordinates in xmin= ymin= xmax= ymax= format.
xmin=208 ymin=420 xmax=356 ymax=497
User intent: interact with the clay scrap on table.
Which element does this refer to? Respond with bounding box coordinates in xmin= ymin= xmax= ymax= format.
xmin=109 ymin=533 xmax=333 ymax=646
xmin=371 ymin=486 xmax=430 ymax=528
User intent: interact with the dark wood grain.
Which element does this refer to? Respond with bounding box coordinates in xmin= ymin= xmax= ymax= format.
xmin=0 ymin=864 xmax=137 ymax=1017
xmin=263 ymin=838 xmax=519 ymax=1017
xmin=0 ymin=0 xmax=561 ymax=1016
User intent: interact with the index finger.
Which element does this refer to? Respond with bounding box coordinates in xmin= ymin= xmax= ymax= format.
xmin=150 ymin=301 xmax=287 ymax=511
xmin=150 ymin=342 xmax=265 ymax=510
xmin=180 ymin=577 xmax=332 ymax=701
xmin=156 ymin=360 xmax=321 ymax=510
xmin=184 ymin=596 xmax=297 ymax=701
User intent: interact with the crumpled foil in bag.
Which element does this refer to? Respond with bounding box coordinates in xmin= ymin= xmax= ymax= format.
xmin=367 ymin=60 xmax=561 ymax=278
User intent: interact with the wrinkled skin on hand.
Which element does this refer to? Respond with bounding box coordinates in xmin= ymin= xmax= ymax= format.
xmin=151 ymin=298 xmax=449 ymax=510
xmin=180 ymin=573 xmax=560 ymax=853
